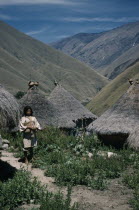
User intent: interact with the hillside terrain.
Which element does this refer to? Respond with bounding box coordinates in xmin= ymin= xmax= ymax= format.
xmin=51 ymin=21 xmax=139 ymax=79
xmin=0 ymin=21 xmax=108 ymax=102
xmin=87 ymin=61 xmax=139 ymax=116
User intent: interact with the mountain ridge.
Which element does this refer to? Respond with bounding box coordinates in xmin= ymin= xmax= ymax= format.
xmin=0 ymin=20 xmax=108 ymax=102
xmin=51 ymin=21 xmax=139 ymax=79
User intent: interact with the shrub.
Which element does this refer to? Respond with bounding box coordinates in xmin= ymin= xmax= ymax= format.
xmin=130 ymin=190 xmax=139 ymax=210
xmin=15 ymin=91 xmax=26 ymax=99
xmin=4 ymin=127 xmax=138 ymax=192
xmin=0 ymin=170 xmax=78 ymax=210
xmin=46 ymin=158 xmax=96 ymax=187
xmin=123 ymin=171 xmax=139 ymax=190
xmin=123 ymin=170 xmax=139 ymax=210
xmin=0 ymin=170 xmax=45 ymax=209
xmin=1 ymin=131 xmax=23 ymax=152
xmin=46 ymin=154 xmax=125 ymax=190
xmin=94 ymin=156 xmax=125 ymax=179
xmin=40 ymin=185 xmax=78 ymax=210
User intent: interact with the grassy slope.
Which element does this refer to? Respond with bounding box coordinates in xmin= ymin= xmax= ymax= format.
xmin=99 ymin=44 xmax=139 ymax=79
xmin=0 ymin=21 xmax=108 ymax=102
xmin=87 ymin=61 xmax=139 ymax=116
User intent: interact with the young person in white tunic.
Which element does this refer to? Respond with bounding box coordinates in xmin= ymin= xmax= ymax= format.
xmin=19 ymin=106 xmax=41 ymax=164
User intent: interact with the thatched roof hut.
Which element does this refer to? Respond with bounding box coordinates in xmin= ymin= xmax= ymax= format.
xmin=48 ymin=85 xmax=97 ymax=130
xmin=87 ymin=82 xmax=139 ymax=147
xmin=20 ymin=88 xmax=59 ymax=128
xmin=0 ymin=85 xmax=20 ymax=131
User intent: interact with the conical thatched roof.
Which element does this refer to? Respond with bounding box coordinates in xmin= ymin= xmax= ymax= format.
xmin=87 ymin=82 xmax=139 ymax=147
xmin=20 ymin=88 xmax=59 ymax=128
xmin=0 ymin=85 xmax=20 ymax=131
xmin=48 ymin=85 xmax=97 ymax=129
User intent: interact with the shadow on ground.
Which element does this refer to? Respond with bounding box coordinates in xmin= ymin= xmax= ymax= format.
xmin=0 ymin=160 xmax=17 ymax=182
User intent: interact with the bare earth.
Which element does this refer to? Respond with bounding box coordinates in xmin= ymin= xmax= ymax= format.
xmin=1 ymin=151 xmax=133 ymax=210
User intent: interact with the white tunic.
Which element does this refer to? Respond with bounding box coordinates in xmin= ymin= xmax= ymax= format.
xmin=19 ymin=116 xmax=41 ymax=150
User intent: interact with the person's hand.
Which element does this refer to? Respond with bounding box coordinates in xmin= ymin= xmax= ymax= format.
xmin=31 ymin=126 xmax=37 ymax=130
xmin=27 ymin=125 xmax=33 ymax=129
xmin=25 ymin=128 xmax=30 ymax=133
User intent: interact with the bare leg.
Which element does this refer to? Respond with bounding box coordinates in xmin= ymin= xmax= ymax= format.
xmin=24 ymin=151 xmax=28 ymax=164
xmin=29 ymin=147 xmax=33 ymax=161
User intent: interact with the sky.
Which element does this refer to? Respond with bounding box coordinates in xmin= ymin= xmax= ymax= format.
xmin=0 ymin=0 xmax=139 ymax=43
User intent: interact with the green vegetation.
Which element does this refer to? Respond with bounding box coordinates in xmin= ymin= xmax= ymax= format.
xmin=1 ymin=130 xmax=23 ymax=158
xmin=0 ymin=170 xmax=44 ymax=209
xmin=87 ymin=61 xmax=139 ymax=115
xmin=122 ymin=153 xmax=139 ymax=210
xmin=0 ymin=170 xmax=78 ymax=210
xmin=40 ymin=185 xmax=77 ymax=210
xmin=14 ymin=91 xmax=26 ymax=99
xmin=3 ymin=127 xmax=139 ymax=209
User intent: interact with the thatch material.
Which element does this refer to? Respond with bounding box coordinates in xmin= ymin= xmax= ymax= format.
xmin=48 ymin=85 xmax=97 ymax=129
xmin=0 ymin=85 xmax=20 ymax=131
xmin=87 ymin=83 xmax=139 ymax=147
xmin=127 ymin=126 xmax=139 ymax=149
xmin=20 ymin=88 xmax=60 ymax=128
xmin=0 ymin=135 xmax=2 ymax=148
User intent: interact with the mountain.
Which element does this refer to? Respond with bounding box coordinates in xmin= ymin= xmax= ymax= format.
xmin=87 ymin=61 xmax=139 ymax=116
xmin=0 ymin=21 xmax=108 ymax=102
xmin=51 ymin=32 xmax=106 ymax=55
xmin=51 ymin=21 xmax=139 ymax=79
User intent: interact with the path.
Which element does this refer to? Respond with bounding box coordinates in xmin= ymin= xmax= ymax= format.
xmin=1 ymin=150 xmax=133 ymax=210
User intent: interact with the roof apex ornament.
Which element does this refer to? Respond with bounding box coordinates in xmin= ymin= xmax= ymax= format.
xmin=28 ymin=81 xmax=39 ymax=90
xmin=128 ymin=78 xmax=133 ymax=85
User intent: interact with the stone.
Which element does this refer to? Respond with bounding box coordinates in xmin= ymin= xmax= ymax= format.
xmin=2 ymin=139 xmax=10 ymax=144
xmin=107 ymin=152 xmax=117 ymax=158
xmin=30 ymin=200 xmax=35 ymax=204
xmin=97 ymin=151 xmax=107 ymax=157
xmin=97 ymin=151 xmax=118 ymax=158
xmin=88 ymin=152 xmax=93 ymax=158
xmin=2 ymin=144 xmax=9 ymax=150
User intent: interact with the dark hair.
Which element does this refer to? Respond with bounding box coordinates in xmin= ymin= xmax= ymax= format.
xmin=23 ymin=106 xmax=33 ymax=116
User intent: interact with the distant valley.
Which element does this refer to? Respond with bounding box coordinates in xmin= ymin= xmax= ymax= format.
xmin=51 ymin=21 xmax=139 ymax=80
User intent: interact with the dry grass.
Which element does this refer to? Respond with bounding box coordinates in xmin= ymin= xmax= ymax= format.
xmin=20 ymin=85 xmax=97 ymax=129
xmin=127 ymin=126 xmax=139 ymax=149
xmin=48 ymin=85 xmax=97 ymax=129
xmin=0 ymin=85 xmax=20 ymax=130
xmin=87 ymin=61 xmax=139 ymax=116
xmin=20 ymin=89 xmax=59 ymax=129
xmin=88 ymin=82 xmax=139 ymax=148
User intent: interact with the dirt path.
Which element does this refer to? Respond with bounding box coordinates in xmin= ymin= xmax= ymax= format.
xmin=1 ymin=150 xmax=133 ymax=210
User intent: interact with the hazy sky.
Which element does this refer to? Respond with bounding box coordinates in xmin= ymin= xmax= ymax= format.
xmin=0 ymin=0 xmax=139 ymax=43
